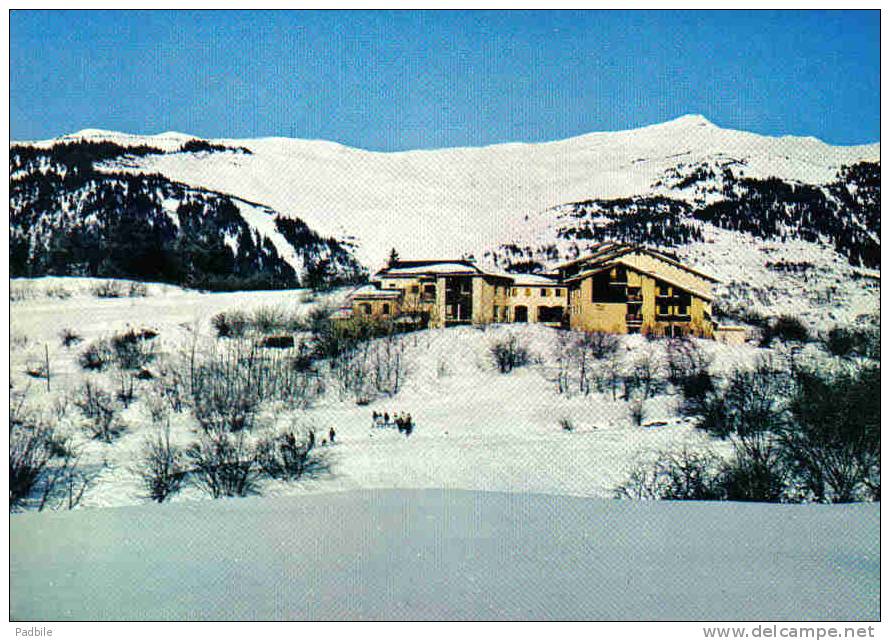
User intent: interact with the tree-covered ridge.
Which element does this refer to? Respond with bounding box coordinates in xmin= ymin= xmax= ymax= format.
xmin=487 ymin=162 xmax=880 ymax=271
xmin=9 ymin=142 xmax=365 ymax=291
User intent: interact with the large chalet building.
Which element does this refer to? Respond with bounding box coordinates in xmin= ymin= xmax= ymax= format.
xmin=339 ymin=243 xmax=745 ymax=342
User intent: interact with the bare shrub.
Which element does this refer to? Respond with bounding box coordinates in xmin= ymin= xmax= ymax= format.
xmin=211 ymin=311 xmax=249 ymax=338
xmin=628 ymin=395 xmax=645 ymax=426
xmin=116 ymin=371 xmax=136 ymax=407
xmin=10 ymin=409 xmax=59 ymax=510
xmin=79 ymin=339 xmax=114 ymax=371
xmin=330 ymin=327 xmax=407 ymax=402
xmin=59 ymin=328 xmax=83 ymax=348
xmin=45 ymin=284 xmax=72 ymax=300
xmin=91 ymin=281 xmax=125 ymax=298
xmin=615 ymin=448 xmax=725 ymax=501
xmin=585 ymin=331 xmax=621 ymax=359
xmin=127 ymin=282 xmax=149 ymax=297
xmin=110 ymin=328 xmax=157 ymax=370
xmin=782 ymin=365 xmax=880 ymax=503
xmin=138 ymin=426 xmax=186 ymax=503
xmin=760 ymin=315 xmax=810 ymax=347
xmin=10 ymin=403 xmax=89 ymax=511
xmin=186 ymin=431 xmax=258 ymax=498
xmin=256 ymin=429 xmax=316 ymax=480
xmin=10 ymin=283 xmax=35 ymax=303
xmin=559 ymin=417 xmax=575 ymax=432
xmin=153 ymin=359 xmax=187 ymax=413
xmin=631 ymin=349 xmax=664 ymax=399
xmin=74 ymin=380 xmax=123 ymax=442
xmin=490 ymin=335 xmax=530 ymax=374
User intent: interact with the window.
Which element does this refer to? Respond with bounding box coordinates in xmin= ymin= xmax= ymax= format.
xmin=493 ymin=305 xmax=500 ymax=320
xmin=360 ymin=303 xmax=372 ymax=315
xmin=591 ymin=272 xmax=624 ymax=303
xmin=423 ymin=284 xmax=436 ymax=297
xmin=658 ymin=303 xmax=670 ymax=316
xmin=555 ymin=289 xmax=564 ymax=297
xmin=410 ymin=285 xmax=419 ymax=293
xmin=538 ymin=306 xmax=563 ymax=323
xmin=382 ymin=303 xmax=390 ymax=315
xmin=525 ymin=288 xmax=531 ymax=297
xmin=511 ymin=288 xmax=517 ymax=296
xmin=657 ymin=281 xmax=671 ymax=297
xmin=541 ymin=288 xmax=549 ymax=297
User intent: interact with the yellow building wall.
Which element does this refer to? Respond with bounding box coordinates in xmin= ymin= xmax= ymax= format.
xmin=619 ymin=253 xmax=713 ymax=300
xmin=508 ymin=284 xmax=567 ymax=322
xmin=351 ymin=297 xmax=401 ymax=319
xmin=568 ymin=277 xmax=627 ymax=333
xmin=471 ymin=277 xmax=511 ymax=324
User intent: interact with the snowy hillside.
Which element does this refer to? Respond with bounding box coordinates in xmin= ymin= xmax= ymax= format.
xmin=11 ymin=489 xmax=880 ymax=620
xmin=9 ymin=140 xmax=365 ymax=290
xmin=31 ymin=115 xmax=877 ymax=265
xmin=13 ymin=116 xmax=880 ymax=324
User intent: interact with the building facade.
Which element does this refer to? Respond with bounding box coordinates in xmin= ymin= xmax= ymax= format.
xmin=340 ymin=244 xmax=721 ymax=338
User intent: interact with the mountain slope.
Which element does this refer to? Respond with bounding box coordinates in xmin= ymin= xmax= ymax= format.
xmin=43 ymin=115 xmax=876 ymax=265
xmin=13 ymin=116 xmax=879 ymax=326
xmin=9 ymin=141 xmax=366 ymax=290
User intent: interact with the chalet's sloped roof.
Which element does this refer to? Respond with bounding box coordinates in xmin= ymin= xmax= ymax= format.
xmin=349 ymin=284 xmax=403 ymax=300
xmin=375 ymin=259 xmax=513 ymax=281
xmin=564 ymin=260 xmax=715 ymax=301
xmin=556 ymin=243 xmax=719 ymax=284
xmin=510 ymin=273 xmax=562 ymax=286
xmin=375 ymin=259 xmax=482 ymax=278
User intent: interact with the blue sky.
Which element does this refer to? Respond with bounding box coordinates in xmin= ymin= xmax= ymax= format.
xmin=10 ymin=10 xmax=880 ymax=149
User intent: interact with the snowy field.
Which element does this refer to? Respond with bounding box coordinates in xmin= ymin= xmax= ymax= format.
xmin=6 ymin=276 xmax=781 ymax=509
xmin=10 ymin=489 xmax=880 ymax=620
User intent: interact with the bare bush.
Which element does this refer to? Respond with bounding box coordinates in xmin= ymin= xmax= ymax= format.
xmin=110 ymin=328 xmax=157 ymax=370
xmin=490 ymin=335 xmax=530 ymax=374
xmin=138 ymin=426 xmax=186 ymax=503
xmin=74 ymin=380 xmax=123 ymax=442
xmin=116 ymin=371 xmax=136 ymax=407
xmin=59 ymin=328 xmax=83 ymax=348
xmin=10 ymin=408 xmax=58 ymax=510
xmin=10 ymin=403 xmax=89 ymax=512
xmin=256 ymin=429 xmax=316 ymax=480
xmin=91 ymin=281 xmax=125 ymax=298
xmin=211 ymin=311 xmax=250 ymax=338
xmin=45 ymin=284 xmax=73 ymax=300
xmin=78 ymin=339 xmax=113 ymax=371
xmin=585 ymin=332 xmax=621 ymax=359
xmin=615 ymin=448 xmax=725 ymax=501
xmin=186 ymin=431 xmax=258 ymax=498
xmin=782 ymin=365 xmax=880 ymax=503
xmin=628 ymin=395 xmax=645 ymax=426
xmin=128 ymin=282 xmax=149 ymax=297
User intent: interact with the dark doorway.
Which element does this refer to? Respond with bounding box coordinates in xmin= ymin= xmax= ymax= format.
xmin=514 ymin=305 xmax=528 ymax=323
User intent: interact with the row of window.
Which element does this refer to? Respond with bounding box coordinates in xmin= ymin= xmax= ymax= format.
xmin=507 ymin=287 xmax=565 ymax=297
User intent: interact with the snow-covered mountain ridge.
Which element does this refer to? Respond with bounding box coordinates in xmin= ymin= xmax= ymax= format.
xmin=18 ymin=115 xmax=877 ymax=265
xmin=11 ymin=116 xmax=879 ymax=327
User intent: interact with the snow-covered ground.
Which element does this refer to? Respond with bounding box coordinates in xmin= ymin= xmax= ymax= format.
xmin=10 ymin=489 xmax=879 ymax=620
xmin=9 ymin=276 xmax=780 ymax=510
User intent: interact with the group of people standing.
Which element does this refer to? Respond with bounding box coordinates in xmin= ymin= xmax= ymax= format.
xmin=372 ymin=411 xmax=414 ymax=436
xmin=308 ymin=427 xmax=336 ymax=449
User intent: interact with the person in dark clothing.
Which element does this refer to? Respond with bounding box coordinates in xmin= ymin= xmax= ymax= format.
xmin=308 ymin=430 xmax=315 ymax=450
xmin=384 ymin=412 xmax=389 ymax=425
xmin=395 ymin=414 xmax=404 ymax=433
xmin=329 ymin=427 xmax=336 ymax=444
